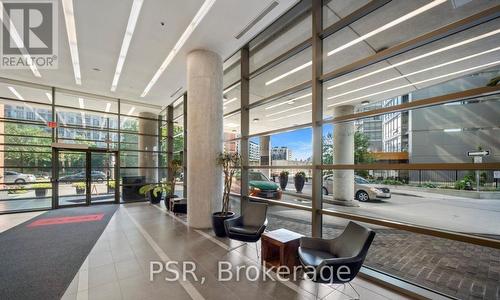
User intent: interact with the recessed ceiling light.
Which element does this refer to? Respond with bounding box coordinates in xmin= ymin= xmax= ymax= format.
xmin=253 ymin=118 xmax=260 ymax=122
xmin=361 ymin=101 xmax=370 ymax=105
xmin=327 ymin=28 xmax=500 ymax=90
xmin=111 ymin=0 xmax=144 ymax=92
xmin=0 ymin=3 xmax=41 ymax=78
xmin=328 ymin=46 xmax=500 ymax=100
xmin=141 ymin=0 xmax=216 ymax=97
xmin=62 ymin=0 xmax=82 ymax=85
xmin=327 ymin=0 xmax=447 ymax=57
xmin=328 ymin=60 xmax=500 ymax=107
xmin=92 ymin=67 xmax=101 ymax=72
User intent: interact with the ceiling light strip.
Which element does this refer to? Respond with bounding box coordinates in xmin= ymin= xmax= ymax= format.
xmin=266 ymin=103 xmax=312 ymax=117
xmin=327 ymin=28 xmax=500 ymax=90
xmin=265 ymin=92 xmax=312 ymax=110
xmin=327 ymin=0 xmax=447 ymax=57
xmin=224 ymin=82 xmax=240 ymax=94
xmin=223 ymin=97 xmax=238 ymax=105
xmin=265 ymin=61 xmax=312 ymax=85
xmin=141 ymin=0 xmax=216 ymax=97
xmin=62 ymin=0 xmax=82 ymax=85
xmin=0 ymin=2 xmax=41 ymax=78
xmin=111 ymin=0 xmax=144 ymax=92
xmin=328 ymin=46 xmax=500 ymax=100
xmin=8 ymin=86 xmax=24 ymax=100
xmin=328 ymin=60 xmax=500 ymax=107
xmin=269 ymin=109 xmax=312 ymax=122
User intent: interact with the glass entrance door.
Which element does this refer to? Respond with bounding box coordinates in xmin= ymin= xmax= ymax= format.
xmin=90 ymin=152 xmax=116 ymax=204
xmin=57 ymin=150 xmax=88 ymax=207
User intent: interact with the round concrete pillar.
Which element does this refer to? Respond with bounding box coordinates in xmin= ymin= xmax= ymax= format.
xmin=186 ymin=50 xmax=223 ymax=228
xmin=138 ymin=112 xmax=158 ymax=183
xmin=333 ymin=105 xmax=356 ymax=205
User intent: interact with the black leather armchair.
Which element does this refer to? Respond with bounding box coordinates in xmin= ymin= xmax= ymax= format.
xmin=298 ymin=221 xmax=375 ymax=298
xmin=224 ymin=201 xmax=268 ymax=243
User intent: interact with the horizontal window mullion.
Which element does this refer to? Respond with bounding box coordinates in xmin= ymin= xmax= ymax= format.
xmin=320 ymin=209 xmax=500 ymax=250
xmin=319 ymin=163 xmax=500 ymax=171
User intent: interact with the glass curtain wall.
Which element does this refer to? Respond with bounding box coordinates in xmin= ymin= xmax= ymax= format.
xmin=229 ymin=0 xmax=500 ymax=299
xmin=0 ymin=80 xmax=165 ymax=212
xmin=0 ymin=82 xmax=53 ymax=211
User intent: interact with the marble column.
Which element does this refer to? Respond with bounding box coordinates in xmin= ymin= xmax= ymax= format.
xmin=333 ymin=105 xmax=357 ymax=206
xmin=186 ymin=49 xmax=223 ymax=228
xmin=138 ymin=112 xmax=158 ymax=183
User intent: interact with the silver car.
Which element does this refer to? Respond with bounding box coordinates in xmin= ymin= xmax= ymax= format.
xmin=3 ymin=171 xmax=37 ymax=184
xmin=322 ymin=175 xmax=391 ymax=202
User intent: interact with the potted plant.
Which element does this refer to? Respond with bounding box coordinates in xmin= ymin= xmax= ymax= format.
xmin=108 ymin=180 xmax=116 ymax=193
xmin=279 ymin=171 xmax=289 ymax=190
xmin=139 ymin=181 xmax=171 ymax=204
xmin=212 ymin=152 xmax=240 ymax=237
xmin=164 ymin=159 xmax=183 ymax=209
xmin=32 ymin=182 xmax=52 ymax=197
xmin=294 ymin=171 xmax=306 ymax=193
xmin=72 ymin=182 xmax=86 ymax=194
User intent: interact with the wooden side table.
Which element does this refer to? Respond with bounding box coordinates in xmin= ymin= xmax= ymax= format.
xmin=261 ymin=229 xmax=303 ymax=272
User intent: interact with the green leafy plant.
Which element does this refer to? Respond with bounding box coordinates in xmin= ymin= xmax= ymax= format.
xmin=108 ymin=180 xmax=116 ymax=189
xmin=294 ymin=171 xmax=306 ymax=179
xmin=166 ymin=159 xmax=183 ymax=198
xmin=216 ymin=152 xmax=241 ymax=216
xmin=32 ymin=182 xmax=52 ymax=189
xmin=421 ymin=182 xmax=437 ymax=188
xmin=279 ymin=170 xmax=289 ymax=178
xmin=72 ymin=182 xmax=86 ymax=190
xmin=382 ymin=179 xmax=404 ymax=185
xmin=139 ymin=181 xmax=172 ymax=198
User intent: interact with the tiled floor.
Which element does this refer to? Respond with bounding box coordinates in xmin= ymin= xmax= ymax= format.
xmin=0 ymin=203 xmax=414 ymax=299
xmin=55 ymin=202 xmax=412 ymax=300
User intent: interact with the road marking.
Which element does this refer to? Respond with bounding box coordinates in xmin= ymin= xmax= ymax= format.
xmin=122 ymin=206 xmax=205 ymax=300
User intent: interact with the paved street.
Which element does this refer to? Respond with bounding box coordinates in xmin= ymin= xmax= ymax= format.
xmin=279 ymin=182 xmax=500 ymax=237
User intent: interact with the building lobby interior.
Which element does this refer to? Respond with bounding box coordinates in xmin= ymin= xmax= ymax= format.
xmin=0 ymin=0 xmax=499 ymax=299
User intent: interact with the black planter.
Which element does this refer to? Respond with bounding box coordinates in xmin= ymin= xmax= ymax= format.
xmin=294 ymin=176 xmax=305 ymax=192
xmin=149 ymin=190 xmax=162 ymax=204
xmin=76 ymin=188 xmax=85 ymax=195
xmin=35 ymin=188 xmax=47 ymax=197
xmin=279 ymin=176 xmax=288 ymax=190
xmin=212 ymin=211 xmax=235 ymax=237
xmin=164 ymin=194 xmax=178 ymax=210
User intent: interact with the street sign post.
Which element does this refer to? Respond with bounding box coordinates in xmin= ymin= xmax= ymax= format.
xmin=467 ymin=150 xmax=489 ymax=157
xmin=467 ymin=150 xmax=490 ymax=192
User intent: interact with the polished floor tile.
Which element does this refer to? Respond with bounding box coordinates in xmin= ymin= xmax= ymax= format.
xmin=58 ymin=202 xmax=414 ymax=300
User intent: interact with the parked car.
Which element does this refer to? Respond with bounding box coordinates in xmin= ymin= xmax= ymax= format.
xmin=231 ymin=171 xmax=282 ymax=200
xmin=59 ymin=171 xmax=107 ymax=183
xmin=322 ymin=175 xmax=391 ymax=202
xmin=3 ymin=171 xmax=36 ymax=184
